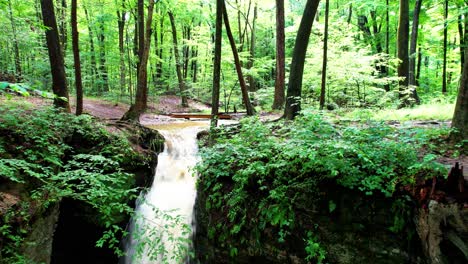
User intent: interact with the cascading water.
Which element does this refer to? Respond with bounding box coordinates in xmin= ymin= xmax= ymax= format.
xmin=124 ymin=121 xmax=207 ymax=264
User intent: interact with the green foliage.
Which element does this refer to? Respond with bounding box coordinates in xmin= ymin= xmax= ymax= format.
xmin=0 ymin=81 xmax=55 ymax=98
xmin=304 ymin=231 xmax=326 ymax=263
xmin=0 ymin=105 xmax=145 ymax=261
xmin=196 ymin=111 xmax=447 ymax=260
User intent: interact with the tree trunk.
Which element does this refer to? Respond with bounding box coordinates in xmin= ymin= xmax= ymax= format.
xmin=59 ymin=0 xmax=67 ymax=54
xmin=272 ymin=0 xmax=285 ymax=110
xmin=397 ymin=0 xmax=411 ymax=106
xmin=98 ymin=21 xmax=109 ymax=93
xmin=84 ymin=6 xmax=97 ymax=89
xmin=222 ymin=1 xmax=255 ymax=116
xmin=40 ymin=0 xmax=70 ymax=111
xmin=320 ymin=0 xmax=329 ymax=110
xmin=451 ymin=44 xmax=468 ymax=141
xmin=168 ymin=11 xmax=189 ymax=107
xmin=408 ymin=0 xmax=422 ymax=104
xmin=117 ymin=2 xmax=126 ymax=100
xmin=211 ymin=0 xmax=223 ymax=128
xmin=284 ymin=0 xmax=320 ymax=120
xmin=121 ymin=0 xmax=155 ymax=121
xmin=137 ymin=0 xmax=144 ymax=68
xmin=71 ymin=0 xmax=83 ymax=115
xmin=247 ymin=4 xmax=257 ymax=92
xmin=442 ymin=0 xmax=448 ymax=94
xmin=7 ymin=0 xmax=22 ymax=78
xmin=416 ymin=45 xmax=422 ymax=86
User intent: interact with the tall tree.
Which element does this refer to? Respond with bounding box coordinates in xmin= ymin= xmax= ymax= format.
xmin=71 ymin=0 xmax=83 ymax=115
xmin=222 ymin=0 xmax=255 ymax=116
xmin=40 ymin=0 xmax=70 ymax=111
xmin=442 ymin=0 xmax=448 ymax=94
xmin=121 ymin=0 xmax=155 ymax=120
xmin=397 ymin=0 xmax=415 ymax=106
xmin=284 ymin=0 xmax=321 ymax=120
xmin=117 ymin=1 xmax=126 ymax=99
xmin=84 ymin=6 xmax=97 ymax=88
xmin=246 ymin=3 xmax=257 ymax=92
xmin=409 ymin=0 xmax=422 ymax=87
xmin=97 ymin=18 xmax=109 ymax=93
xmin=272 ymin=0 xmax=285 ymax=110
xmin=211 ymin=0 xmax=223 ymax=128
xmin=168 ymin=11 xmax=189 ymax=107
xmin=320 ymin=0 xmax=329 ymax=110
xmin=452 ymin=42 xmax=468 ymax=141
xmin=7 ymin=0 xmax=22 ymax=78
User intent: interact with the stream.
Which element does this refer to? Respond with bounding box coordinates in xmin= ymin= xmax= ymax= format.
xmin=123 ymin=121 xmax=221 ymax=264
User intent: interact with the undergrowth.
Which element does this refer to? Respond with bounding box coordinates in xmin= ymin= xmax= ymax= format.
xmin=0 ymin=103 xmax=145 ymax=262
xmin=196 ymin=110 xmax=448 ymax=262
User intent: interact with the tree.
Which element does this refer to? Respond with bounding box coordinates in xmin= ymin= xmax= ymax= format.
xmin=121 ymin=0 xmax=156 ymax=121
xmin=319 ymin=0 xmax=329 ymax=110
xmin=117 ymin=0 xmax=126 ymax=99
xmin=397 ymin=0 xmax=418 ymax=106
xmin=284 ymin=0 xmax=321 ymax=120
xmin=222 ymin=0 xmax=255 ymax=116
xmin=272 ymin=0 xmax=285 ymax=110
xmin=71 ymin=0 xmax=83 ymax=115
xmin=7 ymin=0 xmax=22 ymax=78
xmin=442 ymin=0 xmax=448 ymax=94
xmin=168 ymin=11 xmax=189 ymax=107
xmin=452 ymin=44 xmax=468 ymax=141
xmin=408 ymin=0 xmax=422 ymax=87
xmin=40 ymin=0 xmax=70 ymax=111
xmin=211 ymin=0 xmax=223 ymax=128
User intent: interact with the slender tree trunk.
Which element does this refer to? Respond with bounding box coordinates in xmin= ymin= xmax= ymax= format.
xmin=84 ymin=7 xmax=97 ymax=89
xmin=386 ymin=0 xmax=389 ymax=55
xmin=40 ymin=0 xmax=70 ymax=111
xmin=98 ymin=21 xmax=109 ymax=93
xmin=442 ymin=0 xmax=448 ymax=94
xmin=117 ymin=3 xmax=126 ymax=100
xmin=272 ymin=0 xmax=285 ymax=110
xmin=347 ymin=3 xmax=352 ymax=24
xmin=409 ymin=0 xmax=422 ymax=86
xmin=320 ymin=0 xmax=329 ymax=110
xmin=156 ymin=13 xmax=164 ymax=79
xmin=71 ymin=0 xmax=83 ymax=115
xmin=397 ymin=0 xmax=411 ymax=106
xmin=284 ymin=0 xmax=320 ymax=120
xmin=168 ymin=11 xmax=189 ymax=107
xmin=59 ymin=0 xmax=67 ymax=54
xmin=416 ymin=45 xmax=422 ymax=86
xmin=7 ymin=0 xmax=22 ymax=78
xmin=211 ymin=0 xmax=223 ymax=128
xmin=137 ymin=0 xmax=144 ymax=68
xmin=122 ymin=0 xmax=155 ymax=121
xmin=222 ymin=1 xmax=255 ymax=116
xmin=247 ymin=4 xmax=257 ymax=92
xmin=191 ymin=47 xmax=198 ymax=83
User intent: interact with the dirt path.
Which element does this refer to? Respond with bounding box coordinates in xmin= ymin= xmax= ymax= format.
xmin=68 ymin=96 xmax=211 ymax=125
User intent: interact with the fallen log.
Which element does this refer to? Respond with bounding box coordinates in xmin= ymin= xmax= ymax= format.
xmin=169 ymin=113 xmax=232 ymax=120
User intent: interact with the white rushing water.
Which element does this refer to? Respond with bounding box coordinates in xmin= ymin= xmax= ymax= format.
xmin=124 ymin=121 xmax=208 ymax=264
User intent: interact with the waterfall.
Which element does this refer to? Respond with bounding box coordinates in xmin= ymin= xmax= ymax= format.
xmin=124 ymin=122 xmax=206 ymax=264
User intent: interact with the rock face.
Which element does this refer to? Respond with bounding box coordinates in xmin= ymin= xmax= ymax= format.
xmin=193 ymin=183 xmax=425 ymax=264
xmin=415 ymin=201 xmax=468 ymax=264
xmin=22 ymin=204 xmax=60 ymax=264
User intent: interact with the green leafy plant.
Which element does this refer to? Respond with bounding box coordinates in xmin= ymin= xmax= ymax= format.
xmin=196 ymin=111 xmax=447 ymax=260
